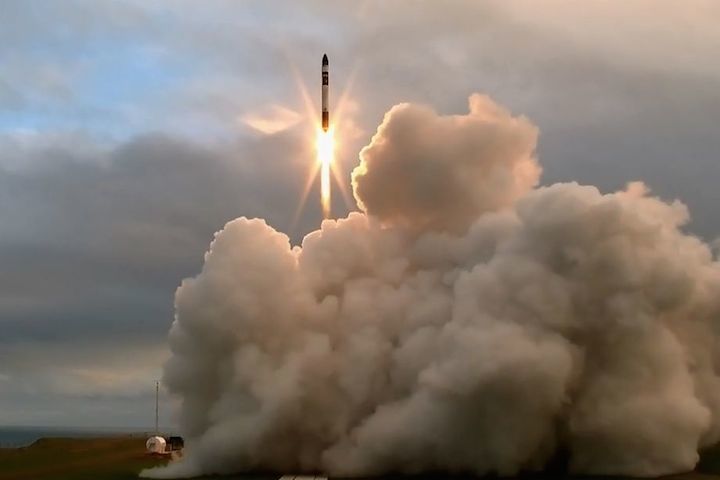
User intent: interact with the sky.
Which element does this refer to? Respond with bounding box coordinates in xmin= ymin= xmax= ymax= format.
xmin=1 ymin=0 xmax=720 ymax=429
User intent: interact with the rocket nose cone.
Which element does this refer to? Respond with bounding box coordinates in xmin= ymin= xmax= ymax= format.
xmin=322 ymin=54 xmax=328 ymax=65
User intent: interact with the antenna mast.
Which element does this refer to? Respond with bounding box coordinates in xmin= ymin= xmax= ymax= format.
xmin=155 ymin=380 xmax=159 ymax=435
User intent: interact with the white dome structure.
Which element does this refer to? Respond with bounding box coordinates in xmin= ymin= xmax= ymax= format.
xmin=146 ymin=436 xmax=166 ymax=454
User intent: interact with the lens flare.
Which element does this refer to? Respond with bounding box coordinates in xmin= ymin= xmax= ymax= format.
xmin=285 ymin=57 xmax=358 ymax=229
xmin=316 ymin=127 xmax=335 ymax=219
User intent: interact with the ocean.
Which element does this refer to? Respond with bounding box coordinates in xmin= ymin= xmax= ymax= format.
xmin=0 ymin=426 xmax=153 ymax=448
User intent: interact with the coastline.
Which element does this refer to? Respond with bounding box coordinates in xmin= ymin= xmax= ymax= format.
xmin=0 ymin=426 xmax=158 ymax=448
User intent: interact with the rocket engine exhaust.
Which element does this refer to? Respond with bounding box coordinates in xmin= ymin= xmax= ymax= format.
xmin=141 ymin=93 xmax=720 ymax=480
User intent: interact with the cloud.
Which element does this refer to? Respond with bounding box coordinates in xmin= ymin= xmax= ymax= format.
xmin=352 ymin=94 xmax=540 ymax=232
xmin=143 ymin=95 xmax=720 ymax=478
xmin=0 ymin=339 xmax=171 ymax=427
xmin=0 ymin=127 xmax=324 ymax=426
xmin=241 ymin=105 xmax=303 ymax=135
xmin=0 ymin=130 xmax=109 ymax=171
xmin=2 ymin=0 xmax=720 ymax=432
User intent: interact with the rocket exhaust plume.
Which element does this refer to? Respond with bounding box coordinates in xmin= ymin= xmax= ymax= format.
xmin=142 ymin=94 xmax=720 ymax=479
xmin=316 ymin=126 xmax=334 ymax=219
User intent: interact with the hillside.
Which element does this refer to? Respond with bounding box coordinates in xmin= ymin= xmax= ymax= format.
xmin=0 ymin=436 xmax=167 ymax=480
xmin=3 ymin=437 xmax=720 ymax=480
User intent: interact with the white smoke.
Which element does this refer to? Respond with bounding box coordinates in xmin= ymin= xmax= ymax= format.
xmin=141 ymin=94 xmax=720 ymax=479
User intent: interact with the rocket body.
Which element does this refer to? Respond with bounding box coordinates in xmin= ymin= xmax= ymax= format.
xmin=322 ymin=54 xmax=329 ymax=131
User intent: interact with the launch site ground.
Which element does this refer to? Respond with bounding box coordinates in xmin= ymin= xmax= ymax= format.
xmin=2 ymin=437 xmax=720 ymax=480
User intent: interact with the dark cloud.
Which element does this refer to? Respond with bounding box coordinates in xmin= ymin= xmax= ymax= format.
xmin=0 ymin=128 xmax=327 ymax=426
xmin=1 ymin=0 xmax=719 ymax=427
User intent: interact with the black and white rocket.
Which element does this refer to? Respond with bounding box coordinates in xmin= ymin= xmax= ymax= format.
xmin=322 ymin=54 xmax=329 ymax=132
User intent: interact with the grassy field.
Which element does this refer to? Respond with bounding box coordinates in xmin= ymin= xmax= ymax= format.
xmin=0 ymin=436 xmax=168 ymax=480
xmin=3 ymin=437 xmax=720 ymax=480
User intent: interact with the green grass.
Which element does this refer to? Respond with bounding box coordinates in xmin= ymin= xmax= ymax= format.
xmin=3 ymin=436 xmax=720 ymax=480
xmin=0 ymin=436 xmax=168 ymax=480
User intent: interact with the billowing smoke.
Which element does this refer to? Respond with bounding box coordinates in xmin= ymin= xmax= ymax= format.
xmin=352 ymin=94 xmax=540 ymax=233
xmin=142 ymin=94 xmax=720 ymax=479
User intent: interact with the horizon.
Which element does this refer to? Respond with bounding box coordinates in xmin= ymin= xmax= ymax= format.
xmin=2 ymin=2 xmax=720 ymax=464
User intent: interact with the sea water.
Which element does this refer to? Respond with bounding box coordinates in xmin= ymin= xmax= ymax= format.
xmin=0 ymin=426 xmax=151 ymax=448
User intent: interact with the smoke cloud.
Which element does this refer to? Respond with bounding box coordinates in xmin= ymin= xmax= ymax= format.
xmin=142 ymin=94 xmax=720 ymax=478
xmin=353 ymin=94 xmax=541 ymax=233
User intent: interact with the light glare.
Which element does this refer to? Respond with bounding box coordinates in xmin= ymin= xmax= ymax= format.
xmin=316 ymin=127 xmax=335 ymax=219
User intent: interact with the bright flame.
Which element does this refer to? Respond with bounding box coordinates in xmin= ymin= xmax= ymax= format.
xmin=316 ymin=127 xmax=335 ymax=219
xmin=285 ymin=58 xmax=358 ymax=229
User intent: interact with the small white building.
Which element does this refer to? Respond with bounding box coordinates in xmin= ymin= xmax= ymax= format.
xmin=145 ymin=436 xmax=167 ymax=454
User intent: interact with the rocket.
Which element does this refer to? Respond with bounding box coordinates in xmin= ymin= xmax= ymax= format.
xmin=322 ymin=53 xmax=329 ymax=132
